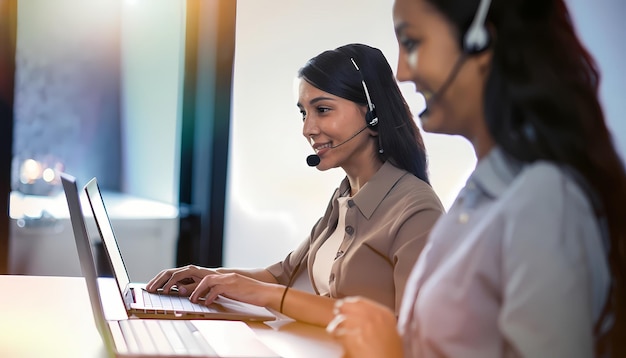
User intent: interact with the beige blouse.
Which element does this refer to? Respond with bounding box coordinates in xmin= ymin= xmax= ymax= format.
xmin=267 ymin=161 xmax=445 ymax=314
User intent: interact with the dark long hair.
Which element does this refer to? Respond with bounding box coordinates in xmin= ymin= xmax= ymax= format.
xmin=298 ymin=43 xmax=430 ymax=184
xmin=427 ymin=0 xmax=626 ymax=354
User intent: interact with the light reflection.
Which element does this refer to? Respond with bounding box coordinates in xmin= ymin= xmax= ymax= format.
xmin=20 ymin=159 xmax=42 ymax=184
xmin=42 ymin=168 xmax=55 ymax=182
xmin=15 ymin=157 xmax=64 ymax=196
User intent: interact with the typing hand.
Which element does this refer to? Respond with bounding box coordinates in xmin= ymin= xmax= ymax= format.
xmin=146 ymin=265 xmax=217 ymax=296
xmin=188 ymin=273 xmax=277 ymax=307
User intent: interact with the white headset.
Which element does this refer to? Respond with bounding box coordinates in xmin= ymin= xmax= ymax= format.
xmin=349 ymin=57 xmax=379 ymax=128
xmin=463 ymin=0 xmax=492 ymax=54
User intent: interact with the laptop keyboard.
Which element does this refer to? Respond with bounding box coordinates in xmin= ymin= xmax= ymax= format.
xmin=142 ymin=289 xmax=215 ymax=313
xmin=116 ymin=319 xmax=217 ymax=356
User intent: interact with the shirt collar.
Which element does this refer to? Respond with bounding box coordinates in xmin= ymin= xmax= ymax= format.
xmin=467 ymin=146 xmax=523 ymax=199
xmin=338 ymin=161 xmax=409 ymax=219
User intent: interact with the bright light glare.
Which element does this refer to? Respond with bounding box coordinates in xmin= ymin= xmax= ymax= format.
xmin=20 ymin=159 xmax=42 ymax=184
xmin=42 ymin=168 xmax=55 ymax=182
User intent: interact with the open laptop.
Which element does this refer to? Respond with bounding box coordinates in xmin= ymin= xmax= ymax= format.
xmin=61 ymin=173 xmax=280 ymax=357
xmin=70 ymin=174 xmax=275 ymax=322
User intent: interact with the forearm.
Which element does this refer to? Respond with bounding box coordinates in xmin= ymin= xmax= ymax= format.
xmin=192 ymin=273 xmax=335 ymax=326
xmin=215 ymin=267 xmax=278 ymax=284
xmin=274 ymin=287 xmax=336 ymax=326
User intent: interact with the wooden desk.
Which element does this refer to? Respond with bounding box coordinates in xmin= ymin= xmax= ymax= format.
xmin=0 ymin=275 xmax=343 ymax=358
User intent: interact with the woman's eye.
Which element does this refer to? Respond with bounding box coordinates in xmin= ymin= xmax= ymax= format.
xmin=400 ymin=37 xmax=420 ymax=53
xmin=300 ymin=110 xmax=306 ymax=121
xmin=317 ymin=107 xmax=330 ymax=114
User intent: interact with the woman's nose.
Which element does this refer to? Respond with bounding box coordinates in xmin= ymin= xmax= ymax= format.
xmin=396 ymin=53 xmax=412 ymax=83
xmin=302 ymin=115 xmax=319 ymax=139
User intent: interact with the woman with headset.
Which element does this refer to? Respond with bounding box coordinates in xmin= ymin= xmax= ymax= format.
xmin=146 ymin=43 xmax=444 ymax=327
xmin=327 ymin=0 xmax=626 ymax=357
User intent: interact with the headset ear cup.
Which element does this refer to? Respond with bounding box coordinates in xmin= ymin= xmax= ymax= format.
xmin=463 ymin=0 xmax=492 ymax=54
xmin=463 ymin=29 xmax=491 ymax=54
xmin=366 ymin=109 xmax=379 ymax=128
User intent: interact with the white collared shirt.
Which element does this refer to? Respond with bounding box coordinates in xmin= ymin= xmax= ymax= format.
xmin=312 ymin=196 xmax=351 ymax=295
xmin=398 ymin=148 xmax=610 ymax=358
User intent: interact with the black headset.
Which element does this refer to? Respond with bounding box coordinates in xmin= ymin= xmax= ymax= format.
xmin=463 ymin=0 xmax=492 ymax=54
xmin=349 ymin=57 xmax=379 ymax=129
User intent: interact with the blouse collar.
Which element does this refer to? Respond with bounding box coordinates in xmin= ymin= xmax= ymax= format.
xmin=466 ymin=147 xmax=523 ymax=200
xmin=337 ymin=161 xmax=410 ymax=219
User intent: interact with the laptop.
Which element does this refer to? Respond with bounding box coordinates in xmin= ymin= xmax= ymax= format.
xmin=66 ymin=174 xmax=275 ymax=322
xmin=61 ymin=173 xmax=280 ymax=357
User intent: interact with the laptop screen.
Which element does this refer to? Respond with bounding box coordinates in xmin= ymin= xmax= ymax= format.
xmin=84 ymin=177 xmax=132 ymax=296
xmin=61 ymin=173 xmax=116 ymax=347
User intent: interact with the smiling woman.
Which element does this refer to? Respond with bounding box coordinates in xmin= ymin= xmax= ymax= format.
xmin=224 ymin=0 xmax=479 ymax=276
xmin=146 ymin=43 xmax=445 ymax=329
xmin=328 ymin=0 xmax=626 ymax=357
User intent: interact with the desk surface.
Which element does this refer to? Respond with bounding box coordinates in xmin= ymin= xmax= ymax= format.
xmin=0 ymin=275 xmax=342 ymax=358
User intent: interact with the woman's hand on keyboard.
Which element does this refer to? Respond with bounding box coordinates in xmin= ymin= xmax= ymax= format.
xmin=145 ymin=265 xmax=218 ymax=296
xmin=188 ymin=273 xmax=280 ymax=308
